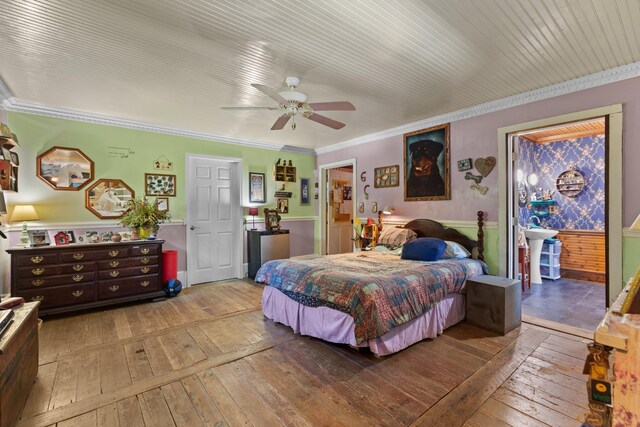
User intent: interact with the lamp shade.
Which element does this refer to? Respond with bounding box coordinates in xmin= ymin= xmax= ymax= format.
xmin=248 ymin=207 xmax=259 ymax=216
xmin=10 ymin=205 xmax=39 ymax=222
xmin=0 ymin=191 xmax=7 ymax=215
xmin=382 ymin=206 xmax=393 ymax=215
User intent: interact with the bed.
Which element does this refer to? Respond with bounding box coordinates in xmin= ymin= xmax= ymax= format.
xmin=255 ymin=212 xmax=488 ymax=356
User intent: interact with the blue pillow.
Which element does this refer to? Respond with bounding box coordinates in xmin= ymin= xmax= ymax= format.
xmin=401 ymin=237 xmax=447 ymax=261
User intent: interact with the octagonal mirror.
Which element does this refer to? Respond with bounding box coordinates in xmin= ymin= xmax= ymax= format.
xmin=37 ymin=146 xmax=94 ymax=190
xmin=85 ymin=179 xmax=135 ymax=219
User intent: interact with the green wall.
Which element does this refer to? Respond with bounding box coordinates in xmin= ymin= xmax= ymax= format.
xmin=8 ymin=112 xmax=316 ymax=221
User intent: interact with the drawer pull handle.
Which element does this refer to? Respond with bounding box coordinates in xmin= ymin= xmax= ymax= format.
xmin=108 ymin=250 xmax=119 ymax=257
xmin=72 ymin=290 xmax=84 ymax=297
xmin=141 ymin=257 xmax=150 ymax=264
xmin=109 ymin=285 xmax=119 ymax=292
xmin=73 ymin=275 xmax=84 ymax=282
xmin=32 ymin=268 xmax=45 ymax=275
xmin=73 ymin=264 xmax=84 ymax=272
xmin=141 ymin=248 xmax=150 ymax=254
xmin=109 ymin=260 xmax=120 ymax=268
xmin=32 ymin=279 xmax=45 ymax=287
xmin=110 ymin=271 xmax=120 ymax=277
xmin=140 ymin=267 xmax=150 ymax=273
xmin=31 ymin=295 xmax=45 ymax=302
xmin=31 ymin=256 xmax=44 ymax=264
xmin=140 ymin=280 xmax=150 ymax=287
xmin=73 ymin=253 xmax=85 ymax=260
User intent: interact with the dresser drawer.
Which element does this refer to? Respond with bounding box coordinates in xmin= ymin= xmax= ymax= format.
xmin=18 ymin=265 xmax=59 ymax=278
xmin=59 ymin=262 xmax=96 ymax=274
xmin=131 ymin=256 xmax=158 ymax=267
xmin=98 ymin=265 xmax=158 ymax=280
xmin=16 ymin=253 xmax=58 ymax=267
xmin=97 ymin=258 xmax=131 ymax=270
xmin=130 ymin=245 xmax=158 ymax=256
xmin=59 ymin=250 xmax=96 ymax=263
xmin=18 ymin=272 xmax=96 ymax=290
xmin=98 ymin=275 xmax=160 ymax=299
xmin=17 ymin=283 xmax=96 ymax=309
xmin=95 ymin=247 xmax=129 ymax=259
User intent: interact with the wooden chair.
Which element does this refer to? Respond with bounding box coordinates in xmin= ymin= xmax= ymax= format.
xmin=518 ymin=246 xmax=531 ymax=292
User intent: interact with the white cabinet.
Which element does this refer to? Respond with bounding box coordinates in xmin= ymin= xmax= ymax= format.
xmin=540 ymin=240 xmax=561 ymax=280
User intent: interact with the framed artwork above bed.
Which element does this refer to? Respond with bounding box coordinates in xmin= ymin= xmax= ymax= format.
xmin=404 ymin=123 xmax=450 ymax=201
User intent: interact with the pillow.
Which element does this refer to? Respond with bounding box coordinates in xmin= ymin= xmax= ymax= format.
xmin=378 ymin=227 xmax=417 ymax=247
xmin=401 ymin=238 xmax=447 ymax=261
xmin=441 ymin=241 xmax=472 ymax=259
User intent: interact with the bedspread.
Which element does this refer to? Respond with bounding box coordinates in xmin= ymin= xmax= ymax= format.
xmin=255 ymin=252 xmax=487 ymax=343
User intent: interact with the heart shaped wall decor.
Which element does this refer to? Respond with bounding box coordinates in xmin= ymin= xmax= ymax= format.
xmin=475 ymin=157 xmax=496 ymax=177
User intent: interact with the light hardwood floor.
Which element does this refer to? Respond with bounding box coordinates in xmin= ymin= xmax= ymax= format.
xmin=18 ymin=279 xmax=590 ymax=427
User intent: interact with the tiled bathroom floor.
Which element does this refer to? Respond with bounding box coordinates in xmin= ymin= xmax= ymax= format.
xmin=521 ymin=277 xmax=606 ymax=331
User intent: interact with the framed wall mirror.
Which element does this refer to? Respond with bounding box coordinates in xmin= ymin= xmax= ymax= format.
xmin=37 ymin=146 xmax=94 ymax=190
xmin=85 ymin=179 xmax=134 ymax=219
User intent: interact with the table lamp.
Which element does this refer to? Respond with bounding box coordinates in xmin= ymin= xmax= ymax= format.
xmin=378 ymin=206 xmax=393 ymax=231
xmin=11 ymin=205 xmax=39 ymax=247
xmin=248 ymin=207 xmax=259 ymax=230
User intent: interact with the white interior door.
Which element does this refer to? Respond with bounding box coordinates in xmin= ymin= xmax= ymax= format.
xmin=327 ymin=168 xmax=353 ymax=255
xmin=187 ymin=156 xmax=240 ymax=285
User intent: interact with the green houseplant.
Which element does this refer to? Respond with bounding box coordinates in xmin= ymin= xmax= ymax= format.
xmin=118 ymin=197 xmax=171 ymax=239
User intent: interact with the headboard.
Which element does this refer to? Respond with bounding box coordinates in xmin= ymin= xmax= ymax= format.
xmin=401 ymin=211 xmax=485 ymax=260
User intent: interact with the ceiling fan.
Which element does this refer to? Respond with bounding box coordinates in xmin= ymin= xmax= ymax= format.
xmin=221 ymin=76 xmax=355 ymax=130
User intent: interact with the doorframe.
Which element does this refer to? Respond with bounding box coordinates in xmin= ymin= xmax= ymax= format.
xmin=185 ymin=153 xmax=244 ymax=286
xmin=498 ymin=104 xmax=623 ymax=306
xmin=318 ymin=158 xmax=357 ymax=255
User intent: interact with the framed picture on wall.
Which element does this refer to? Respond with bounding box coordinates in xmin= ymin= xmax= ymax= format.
xmin=145 ymin=173 xmax=176 ymax=196
xmin=249 ymin=172 xmax=265 ymax=203
xmin=156 ymin=197 xmax=169 ymax=212
xmin=404 ymin=123 xmax=450 ymax=201
xmin=300 ymin=177 xmax=310 ymax=205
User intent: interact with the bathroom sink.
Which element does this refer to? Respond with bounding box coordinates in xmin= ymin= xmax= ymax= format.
xmin=524 ymin=228 xmax=558 ymax=240
xmin=524 ymin=228 xmax=559 ymax=285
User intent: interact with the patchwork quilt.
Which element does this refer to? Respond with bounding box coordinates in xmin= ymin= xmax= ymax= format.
xmin=255 ymin=252 xmax=487 ymax=343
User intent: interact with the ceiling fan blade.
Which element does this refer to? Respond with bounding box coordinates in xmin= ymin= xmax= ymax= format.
xmin=307 ymin=101 xmax=355 ymax=111
xmin=220 ymin=106 xmax=278 ymax=110
xmin=306 ymin=113 xmax=345 ymax=130
xmin=271 ymin=114 xmax=291 ymax=130
xmin=252 ymin=84 xmax=287 ymax=104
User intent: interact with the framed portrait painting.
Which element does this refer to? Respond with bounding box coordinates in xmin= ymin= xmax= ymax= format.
xmin=249 ymin=172 xmax=265 ymax=203
xmin=403 ymin=123 xmax=450 ymax=201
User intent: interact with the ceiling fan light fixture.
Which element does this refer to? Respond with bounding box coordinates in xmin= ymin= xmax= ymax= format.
xmin=279 ymin=90 xmax=307 ymax=103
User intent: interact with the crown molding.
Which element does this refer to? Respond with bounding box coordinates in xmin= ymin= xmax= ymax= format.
xmin=1 ymin=96 xmax=315 ymax=155
xmin=316 ymin=61 xmax=640 ymax=155
xmin=0 ymin=77 xmax=12 ymax=107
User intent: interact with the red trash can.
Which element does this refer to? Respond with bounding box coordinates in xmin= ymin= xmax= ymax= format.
xmin=162 ymin=250 xmax=178 ymax=284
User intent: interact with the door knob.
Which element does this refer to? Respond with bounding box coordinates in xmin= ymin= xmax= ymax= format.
xmin=190 ymin=225 xmax=198 ymax=230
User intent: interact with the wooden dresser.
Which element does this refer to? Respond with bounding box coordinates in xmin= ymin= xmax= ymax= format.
xmin=7 ymin=240 xmax=165 ymax=315
xmin=0 ymin=302 xmax=39 ymax=427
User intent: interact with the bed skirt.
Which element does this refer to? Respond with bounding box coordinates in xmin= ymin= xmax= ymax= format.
xmin=261 ymin=286 xmax=466 ymax=356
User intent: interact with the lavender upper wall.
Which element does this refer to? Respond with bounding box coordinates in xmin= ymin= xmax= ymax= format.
xmin=318 ymin=76 xmax=640 ymax=226
xmin=518 ymin=135 xmax=605 ymax=230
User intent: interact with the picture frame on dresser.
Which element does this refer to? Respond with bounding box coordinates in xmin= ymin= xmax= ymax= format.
xmin=27 ymin=230 xmax=50 ymax=247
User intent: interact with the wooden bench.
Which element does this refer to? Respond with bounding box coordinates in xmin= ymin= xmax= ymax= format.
xmin=466 ymin=275 xmax=521 ymax=335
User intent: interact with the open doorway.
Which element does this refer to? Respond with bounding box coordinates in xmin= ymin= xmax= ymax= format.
xmin=498 ymin=104 xmax=623 ymax=336
xmin=515 ymin=118 xmax=606 ymax=331
xmin=318 ymin=159 xmax=357 ymax=255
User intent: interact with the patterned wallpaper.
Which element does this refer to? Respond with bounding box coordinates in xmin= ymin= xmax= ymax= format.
xmin=518 ymin=135 xmax=605 ymax=230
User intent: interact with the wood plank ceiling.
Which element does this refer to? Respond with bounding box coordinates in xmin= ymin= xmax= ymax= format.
xmin=521 ymin=118 xmax=606 ymax=143
xmin=1 ymin=0 xmax=639 ymax=149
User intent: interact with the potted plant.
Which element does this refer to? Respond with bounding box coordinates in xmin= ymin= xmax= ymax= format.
xmin=118 ymin=197 xmax=171 ymax=240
